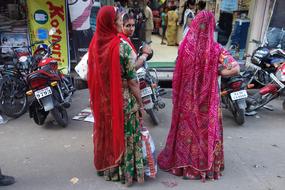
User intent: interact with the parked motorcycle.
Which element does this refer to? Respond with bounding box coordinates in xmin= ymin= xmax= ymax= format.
xmin=0 ymin=41 xmax=44 ymax=118
xmin=243 ymin=39 xmax=285 ymax=86
xmin=26 ymin=28 xmax=75 ymax=127
xmin=137 ymin=43 xmax=166 ymax=125
xmin=221 ymin=75 xmax=248 ymax=125
xmin=245 ymin=60 xmax=285 ymax=113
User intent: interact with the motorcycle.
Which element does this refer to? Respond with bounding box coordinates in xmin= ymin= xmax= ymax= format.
xmin=243 ymin=39 xmax=285 ymax=87
xmin=136 ymin=43 xmax=166 ymax=125
xmin=0 ymin=41 xmax=44 ymax=118
xmin=221 ymin=75 xmax=248 ymax=125
xmin=245 ymin=60 xmax=285 ymax=114
xmin=26 ymin=28 xmax=75 ymax=127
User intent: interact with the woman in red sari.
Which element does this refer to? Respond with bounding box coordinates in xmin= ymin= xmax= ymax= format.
xmin=158 ymin=11 xmax=240 ymax=181
xmin=88 ymin=6 xmax=145 ymax=186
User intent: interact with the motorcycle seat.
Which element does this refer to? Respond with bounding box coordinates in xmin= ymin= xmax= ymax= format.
xmin=267 ymin=57 xmax=285 ymax=65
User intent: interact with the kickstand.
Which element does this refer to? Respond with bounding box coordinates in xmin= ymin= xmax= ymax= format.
xmin=245 ymin=111 xmax=258 ymax=116
xmin=263 ymin=105 xmax=274 ymax=111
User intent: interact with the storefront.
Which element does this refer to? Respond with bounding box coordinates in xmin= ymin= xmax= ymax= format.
xmin=0 ymin=0 xmax=28 ymax=64
xmin=195 ymin=0 xmax=277 ymax=58
xmin=0 ymin=0 xmax=107 ymax=73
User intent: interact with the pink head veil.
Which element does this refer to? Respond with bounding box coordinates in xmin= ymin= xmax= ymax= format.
xmin=158 ymin=11 xmax=223 ymax=172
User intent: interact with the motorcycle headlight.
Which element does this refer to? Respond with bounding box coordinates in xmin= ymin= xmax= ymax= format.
xmin=18 ymin=56 xmax=30 ymax=70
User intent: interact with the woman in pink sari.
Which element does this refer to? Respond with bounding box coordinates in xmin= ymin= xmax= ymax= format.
xmin=158 ymin=11 xmax=240 ymax=181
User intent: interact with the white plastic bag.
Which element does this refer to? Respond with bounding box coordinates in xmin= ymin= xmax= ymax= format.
xmin=141 ymin=126 xmax=157 ymax=178
xmin=75 ymin=52 xmax=88 ymax=81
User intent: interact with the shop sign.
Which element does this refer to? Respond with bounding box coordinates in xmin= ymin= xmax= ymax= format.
xmin=27 ymin=0 xmax=69 ymax=74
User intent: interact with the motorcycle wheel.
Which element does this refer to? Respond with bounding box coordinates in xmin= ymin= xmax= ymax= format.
xmin=50 ymin=89 xmax=68 ymax=127
xmin=230 ymin=100 xmax=245 ymax=125
xmin=32 ymin=106 xmax=49 ymax=125
xmin=51 ymin=106 xmax=68 ymax=127
xmin=147 ymin=109 xmax=159 ymax=126
xmin=0 ymin=77 xmax=28 ymax=118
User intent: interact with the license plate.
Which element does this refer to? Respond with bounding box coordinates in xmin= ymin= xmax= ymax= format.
xmin=230 ymin=90 xmax=248 ymax=101
xmin=35 ymin=87 xmax=52 ymax=99
xmin=141 ymin=87 xmax=152 ymax=97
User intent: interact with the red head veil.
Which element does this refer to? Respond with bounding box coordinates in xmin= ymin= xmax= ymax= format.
xmin=158 ymin=11 xmax=224 ymax=172
xmin=88 ymin=6 xmax=124 ymax=171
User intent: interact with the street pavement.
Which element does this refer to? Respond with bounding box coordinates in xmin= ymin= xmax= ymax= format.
xmin=0 ymin=89 xmax=285 ymax=190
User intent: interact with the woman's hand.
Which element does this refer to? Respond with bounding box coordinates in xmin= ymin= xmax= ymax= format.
xmin=142 ymin=44 xmax=152 ymax=55
xmin=220 ymin=65 xmax=240 ymax=77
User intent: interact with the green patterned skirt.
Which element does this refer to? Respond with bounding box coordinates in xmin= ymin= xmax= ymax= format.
xmin=98 ymin=112 xmax=144 ymax=186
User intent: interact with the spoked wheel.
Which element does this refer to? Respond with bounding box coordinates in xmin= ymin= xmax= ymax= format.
xmin=0 ymin=76 xmax=28 ymax=118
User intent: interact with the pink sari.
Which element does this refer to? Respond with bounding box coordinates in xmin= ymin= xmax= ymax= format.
xmin=158 ymin=11 xmax=224 ymax=180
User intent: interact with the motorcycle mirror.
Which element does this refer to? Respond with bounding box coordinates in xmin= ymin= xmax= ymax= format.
xmin=49 ymin=28 xmax=56 ymax=36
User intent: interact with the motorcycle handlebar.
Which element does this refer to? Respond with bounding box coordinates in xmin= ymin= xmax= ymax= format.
xmin=31 ymin=40 xmax=45 ymax=46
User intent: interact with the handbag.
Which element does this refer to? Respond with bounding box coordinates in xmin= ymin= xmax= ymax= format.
xmin=75 ymin=52 xmax=88 ymax=81
xmin=140 ymin=124 xmax=157 ymax=178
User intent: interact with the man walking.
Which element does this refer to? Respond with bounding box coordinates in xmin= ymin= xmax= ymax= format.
xmin=144 ymin=1 xmax=154 ymax=43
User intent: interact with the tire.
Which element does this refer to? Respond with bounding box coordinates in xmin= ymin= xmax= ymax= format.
xmin=147 ymin=109 xmax=159 ymax=126
xmin=50 ymin=89 xmax=68 ymax=127
xmin=0 ymin=77 xmax=28 ymax=118
xmin=282 ymin=99 xmax=285 ymax=111
xmin=51 ymin=106 xmax=68 ymax=127
xmin=230 ymin=101 xmax=245 ymax=125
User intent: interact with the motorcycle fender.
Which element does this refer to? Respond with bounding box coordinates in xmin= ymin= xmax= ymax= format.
xmin=235 ymin=99 xmax=247 ymax=110
xmin=39 ymin=95 xmax=54 ymax=111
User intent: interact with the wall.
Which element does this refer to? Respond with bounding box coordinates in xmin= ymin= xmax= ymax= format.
xmin=246 ymin=0 xmax=272 ymax=55
xmin=269 ymin=0 xmax=285 ymax=28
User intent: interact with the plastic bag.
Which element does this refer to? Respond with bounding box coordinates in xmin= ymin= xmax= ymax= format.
xmin=141 ymin=126 xmax=157 ymax=178
xmin=75 ymin=52 xmax=88 ymax=81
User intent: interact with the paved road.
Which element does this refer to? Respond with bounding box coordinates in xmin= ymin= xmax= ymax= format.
xmin=0 ymin=89 xmax=285 ymax=190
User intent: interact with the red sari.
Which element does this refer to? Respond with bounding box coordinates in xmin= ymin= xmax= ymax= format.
xmin=158 ymin=11 xmax=225 ymax=180
xmin=87 ymin=6 xmax=125 ymax=171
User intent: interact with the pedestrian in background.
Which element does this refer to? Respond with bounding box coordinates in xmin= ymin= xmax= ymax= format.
xmin=88 ymin=6 xmax=146 ymax=186
xmin=196 ymin=0 xmax=206 ymax=14
xmin=158 ymin=11 xmax=240 ymax=182
xmin=180 ymin=0 xmax=196 ymax=38
xmin=160 ymin=6 xmax=167 ymax=45
xmin=144 ymin=1 xmax=154 ymax=43
xmin=166 ymin=6 xmax=179 ymax=46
